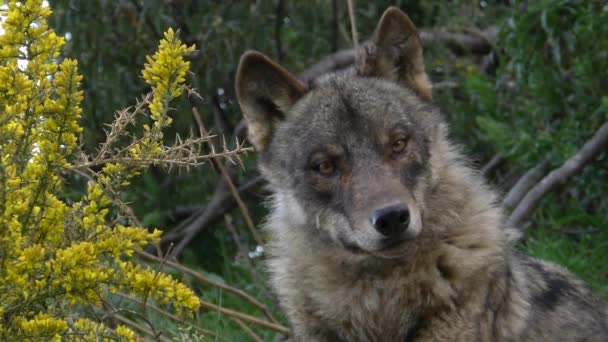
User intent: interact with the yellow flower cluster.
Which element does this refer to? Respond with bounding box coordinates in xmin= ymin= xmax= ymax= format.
xmin=0 ymin=1 xmax=200 ymax=340
xmin=142 ymin=28 xmax=195 ymax=132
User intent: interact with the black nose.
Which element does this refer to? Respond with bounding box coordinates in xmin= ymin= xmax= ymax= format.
xmin=369 ymin=203 xmax=410 ymax=237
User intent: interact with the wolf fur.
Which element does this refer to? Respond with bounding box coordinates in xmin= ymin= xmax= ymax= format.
xmin=235 ymin=7 xmax=608 ymax=341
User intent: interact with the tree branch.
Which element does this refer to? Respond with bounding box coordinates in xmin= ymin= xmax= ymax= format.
xmin=502 ymin=159 xmax=549 ymax=210
xmin=507 ymin=122 xmax=608 ymax=228
xmin=480 ymin=154 xmax=503 ymax=178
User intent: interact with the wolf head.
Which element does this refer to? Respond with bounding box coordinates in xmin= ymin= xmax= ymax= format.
xmin=236 ymin=8 xmax=449 ymax=259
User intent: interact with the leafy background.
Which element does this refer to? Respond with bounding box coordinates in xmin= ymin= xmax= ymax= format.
xmin=44 ymin=0 xmax=608 ymax=340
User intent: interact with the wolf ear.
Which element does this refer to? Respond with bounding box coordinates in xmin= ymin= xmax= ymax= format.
xmin=235 ymin=51 xmax=307 ymax=151
xmin=358 ymin=7 xmax=432 ymax=101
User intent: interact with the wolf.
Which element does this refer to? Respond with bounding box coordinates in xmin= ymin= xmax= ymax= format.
xmin=235 ymin=7 xmax=608 ymax=341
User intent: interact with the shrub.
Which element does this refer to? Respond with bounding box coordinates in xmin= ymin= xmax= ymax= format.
xmin=0 ymin=1 xmax=248 ymax=339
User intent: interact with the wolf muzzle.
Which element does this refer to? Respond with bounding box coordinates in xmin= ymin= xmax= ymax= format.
xmin=369 ymin=202 xmax=410 ymax=238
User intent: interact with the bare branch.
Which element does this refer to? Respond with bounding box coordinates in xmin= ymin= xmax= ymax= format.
xmin=480 ymin=154 xmax=503 ymax=178
xmin=157 ymin=174 xmax=264 ymax=251
xmin=508 ymin=122 xmax=608 ymax=228
xmin=502 ymin=160 xmax=549 ymax=210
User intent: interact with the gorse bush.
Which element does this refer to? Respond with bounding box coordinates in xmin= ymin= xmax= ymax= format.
xmin=0 ymin=0 xmax=253 ymax=339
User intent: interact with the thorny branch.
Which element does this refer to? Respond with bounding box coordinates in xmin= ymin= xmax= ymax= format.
xmin=71 ymin=91 xmax=252 ymax=175
xmin=168 ymin=107 xmax=263 ymax=257
xmin=507 ymin=122 xmax=608 ymax=228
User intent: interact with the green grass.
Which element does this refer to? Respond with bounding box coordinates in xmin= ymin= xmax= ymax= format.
xmin=519 ymin=199 xmax=608 ymax=299
xmin=179 ymin=228 xmax=286 ymax=341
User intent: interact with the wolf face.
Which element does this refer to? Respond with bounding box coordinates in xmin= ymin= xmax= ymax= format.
xmin=236 ymin=8 xmax=441 ymax=258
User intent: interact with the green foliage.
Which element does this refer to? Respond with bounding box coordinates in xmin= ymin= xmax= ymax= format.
xmin=471 ymin=0 xmax=608 ymax=166
xmin=520 ymin=196 xmax=608 ymax=298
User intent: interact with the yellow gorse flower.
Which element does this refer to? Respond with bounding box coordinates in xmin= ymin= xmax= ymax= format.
xmin=0 ymin=1 xmax=200 ymax=340
xmin=142 ymin=28 xmax=195 ymax=132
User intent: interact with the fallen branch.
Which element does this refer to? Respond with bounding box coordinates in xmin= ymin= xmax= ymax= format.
xmin=507 ymin=122 xmax=608 ymax=228
xmin=480 ymin=154 xmax=503 ymax=178
xmin=156 ymin=174 xmax=264 ymax=251
xmin=502 ymin=160 xmax=549 ymax=210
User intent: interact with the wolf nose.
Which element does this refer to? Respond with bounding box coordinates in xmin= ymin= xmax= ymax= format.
xmin=370 ymin=203 xmax=410 ymax=237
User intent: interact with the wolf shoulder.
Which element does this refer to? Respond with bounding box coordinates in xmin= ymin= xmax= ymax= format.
xmin=515 ymin=254 xmax=608 ymax=341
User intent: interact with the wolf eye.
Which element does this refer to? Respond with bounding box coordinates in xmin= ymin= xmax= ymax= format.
xmin=314 ymin=159 xmax=336 ymax=176
xmin=392 ymin=138 xmax=408 ymax=154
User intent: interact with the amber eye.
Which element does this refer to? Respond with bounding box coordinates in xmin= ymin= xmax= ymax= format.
xmin=315 ymin=159 xmax=336 ymax=175
xmin=392 ymin=138 xmax=408 ymax=154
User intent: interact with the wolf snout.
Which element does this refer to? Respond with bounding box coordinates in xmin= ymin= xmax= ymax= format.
xmin=369 ymin=203 xmax=410 ymax=237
